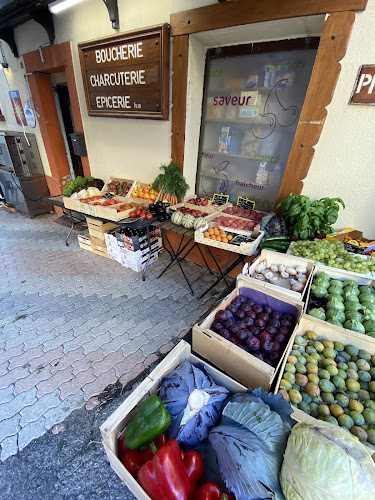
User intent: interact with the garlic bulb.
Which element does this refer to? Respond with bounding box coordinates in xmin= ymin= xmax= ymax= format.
xmin=264 ymin=271 xmax=274 ymax=280
xmin=270 ymin=264 xmax=278 ymax=273
xmin=285 ymin=267 xmax=297 ymax=276
xmin=255 ymin=262 xmax=266 ymax=273
xmin=295 ymin=266 xmax=307 ymax=274
xmin=292 ymin=283 xmax=304 ymax=292
xmin=281 ymin=271 xmax=289 ymax=279
xmin=278 ymin=264 xmax=286 ymax=273
xmin=255 ymin=273 xmax=265 ymax=281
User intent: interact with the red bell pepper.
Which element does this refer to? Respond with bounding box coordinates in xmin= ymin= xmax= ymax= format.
xmin=118 ymin=432 xmax=167 ymax=477
xmin=138 ymin=439 xmax=203 ymax=500
xmin=193 ymin=482 xmax=234 ymax=500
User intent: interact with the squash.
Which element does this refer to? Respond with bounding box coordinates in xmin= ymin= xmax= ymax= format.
xmin=182 ymin=214 xmax=195 ymax=228
xmin=171 ymin=210 xmax=183 ymax=225
xmin=193 ymin=217 xmax=207 ymax=230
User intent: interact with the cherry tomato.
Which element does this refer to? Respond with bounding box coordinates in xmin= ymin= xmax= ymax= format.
xmin=135 ymin=210 xmax=142 ymax=217
xmin=140 ymin=213 xmax=146 ymax=219
xmin=129 ymin=212 xmax=136 ymax=218
xmin=145 ymin=213 xmax=153 ymax=220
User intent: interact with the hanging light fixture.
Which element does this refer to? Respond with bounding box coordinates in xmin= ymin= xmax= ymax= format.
xmin=48 ymin=0 xmax=86 ymax=14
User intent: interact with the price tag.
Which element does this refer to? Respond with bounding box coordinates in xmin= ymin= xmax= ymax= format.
xmin=212 ymin=193 xmax=229 ymax=206
xmin=237 ymin=196 xmax=255 ymax=210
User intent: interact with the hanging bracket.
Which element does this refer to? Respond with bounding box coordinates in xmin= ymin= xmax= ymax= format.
xmin=103 ymin=0 xmax=119 ymax=30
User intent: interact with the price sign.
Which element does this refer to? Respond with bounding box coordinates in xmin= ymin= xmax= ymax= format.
xmin=237 ymin=196 xmax=255 ymax=210
xmin=212 ymin=193 xmax=229 ymax=205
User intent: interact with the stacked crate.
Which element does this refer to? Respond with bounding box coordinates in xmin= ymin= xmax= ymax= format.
xmin=86 ymin=217 xmax=118 ymax=258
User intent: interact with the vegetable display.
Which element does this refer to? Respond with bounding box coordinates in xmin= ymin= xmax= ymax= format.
xmin=194 ymin=483 xmax=234 ymax=500
xmin=159 ymin=361 xmax=229 ymax=446
xmin=260 ymin=234 xmax=291 ymax=253
xmin=290 ymin=238 xmax=375 ymax=274
xmin=248 ymin=257 xmax=308 ymax=292
xmin=278 ymin=329 xmax=375 ymax=448
xmin=209 ymin=293 xmax=298 ymax=367
xmin=280 ymin=420 xmax=375 ymax=499
xmin=152 ymin=163 xmax=189 ymax=203
xmin=277 ymin=194 xmax=345 ymax=240
xmin=63 ymin=176 xmax=103 ymax=196
xmin=209 ymin=389 xmax=294 ymax=500
xmin=308 ymin=272 xmax=375 ymax=337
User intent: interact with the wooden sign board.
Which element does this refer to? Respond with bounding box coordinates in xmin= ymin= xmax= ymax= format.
xmin=349 ymin=65 xmax=375 ymax=105
xmin=78 ymin=24 xmax=170 ymax=119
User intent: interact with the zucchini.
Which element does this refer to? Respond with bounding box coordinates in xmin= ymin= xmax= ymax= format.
xmin=263 ymin=234 xmax=291 ymax=241
xmin=260 ymin=241 xmax=290 ymax=251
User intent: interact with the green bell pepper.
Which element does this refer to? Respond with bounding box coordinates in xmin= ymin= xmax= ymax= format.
xmin=123 ymin=395 xmax=171 ymax=450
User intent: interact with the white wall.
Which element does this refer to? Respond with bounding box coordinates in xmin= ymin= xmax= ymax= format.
xmin=302 ymin=2 xmax=375 ymax=236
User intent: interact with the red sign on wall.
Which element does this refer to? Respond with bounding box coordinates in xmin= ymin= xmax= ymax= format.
xmin=350 ymin=65 xmax=375 ymax=104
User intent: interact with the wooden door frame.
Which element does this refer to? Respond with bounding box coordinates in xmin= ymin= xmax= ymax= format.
xmin=23 ymin=42 xmax=90 ymax=197
xmin=170 ymin=0 xmax=367 ymax=205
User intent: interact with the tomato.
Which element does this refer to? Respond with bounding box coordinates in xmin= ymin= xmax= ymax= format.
xmin=129 ymin=211 xmax=136 ymax=218
xmin=140 ymin=213 xmax=146 ymax=219
xmin=107 ymin=199 xmax=117 ymax=205
xmin=94 ymin=202 xmax=101 ymax=206
xmin=145 ymin=213 xmax=153 ymax=220
xmin=135 ymin=210 xmax=142 ymax=217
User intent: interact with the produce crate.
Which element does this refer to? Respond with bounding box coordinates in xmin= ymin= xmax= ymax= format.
xmin=100 ymin=340 xmax=246 ymax=500
xmin=102 ymin=177 xmax=136 ymax=196
xmin=304 ymin=265 xmax=375 ymax=345
xmin=180 ymin=195 xmax=232 ymax=212
xmin=77 ymin=234 xmax=92 ymax=252
xmin=241 ymin=250 xmax=314 ymax=300
xmin=209 ymin=212 xmax=262 ymax=233
xmin=274 ymin=314 xmax=375 ymax=457
xmin=168 ymin=202 xmax=220 ymax=216
xmin=192 ymin=277 xmax=304 ymax=389
xmin=87 ymin=218 xmax=119 ymax=240
xmin=195 ymin=221 xmax=264 ymax=256
xmin=90 ymin=236 xmax=108 ymax=258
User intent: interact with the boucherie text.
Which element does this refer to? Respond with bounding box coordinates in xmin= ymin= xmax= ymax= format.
xmin=95 ymin=42 xmax=143 ymax=63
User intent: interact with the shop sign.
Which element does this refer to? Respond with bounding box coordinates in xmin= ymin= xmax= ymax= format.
xmin=78 ymin=24 xmax=170 ymax=119
xmin=8 ymin=90 xmax=27 ymax=126
xmin=350 ymin=65 xmax=375 ymax=104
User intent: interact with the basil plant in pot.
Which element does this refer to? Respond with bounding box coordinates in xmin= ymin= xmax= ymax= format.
xmin=277 ymin=194 xmax=345 ymax=240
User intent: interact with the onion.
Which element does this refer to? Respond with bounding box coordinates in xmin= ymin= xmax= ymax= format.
xmin=220 ymin=329 xmax=231 ymax=340
xmin=243 ymin=317 xmax=254 ymax=328
xmin=252 ymin=304 xmax=263 ymax=314
xmin=269 ymin=319 xmax=281 ymax=329
xmin=223 ymin=319 xmax=234 ymax=329
xmin=264 ymin=305 xmax=273 ymax=315
xmin=215 ymin=310 xmax=228 ymax=322
xmin=255 ymin=318 xmax=265 ymax=328
xmin=248 ymin=326 xmax=260 ymax=336
xmin=237 ymin=320 xmax=247 ymax=330
xmin=234 ymin=310 xmax=246 ymax=320
xmin=211 ymin=320 xmax=224 ymax=332
xmin=258 ymin=312 xmax=269 ymax=323
xmin=246 ymin=336 xmax=260 ymax=350
xmin=259 ymin=331 xmax=272 ymax=342
xmin=240 ymin=303 xmax=252 ymax=313
xmin=271 ymin=311 xmax=282 ymax=321
xmin=229 ymin=324 xmax=240 ymax=336
xmin=246 ymin=311 xmax=256 ymax=320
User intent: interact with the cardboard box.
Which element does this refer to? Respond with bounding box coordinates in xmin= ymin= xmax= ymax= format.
xmin=120 ymin=251 xmax=159 ymax=272
xmin=192 ymin=276 xmax=304 ymax=390
xmin=99 ymin=341 xmax=247 ymax=500
xmin=242 ymin=250 xmax=314 ymax=300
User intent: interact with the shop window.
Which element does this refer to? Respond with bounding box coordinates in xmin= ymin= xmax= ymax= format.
xmin=196 ymin=39 xmax=319 ymax=212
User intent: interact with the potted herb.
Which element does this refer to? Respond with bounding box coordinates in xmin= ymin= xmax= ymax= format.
xmin=277 ymin=194 xmax=345 ymax=240
xmin=152 ymin=163 xmax=189 ymax=205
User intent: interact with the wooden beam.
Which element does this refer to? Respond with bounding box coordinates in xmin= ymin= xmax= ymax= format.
xmin=276 ymin=11 xmax=355 ymax=202
xmin=171 ymin=35 xmax=189 ymax=170
xmin=170 ymin=0 xmax=366 ymax=36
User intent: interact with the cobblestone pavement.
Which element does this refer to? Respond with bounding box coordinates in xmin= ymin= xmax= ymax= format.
xmin=0 ymin=209 xmax=228 ymax=463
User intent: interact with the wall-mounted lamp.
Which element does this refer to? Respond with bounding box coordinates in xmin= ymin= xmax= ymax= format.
xmin=48 ymin=0 xmax=85 ymax=14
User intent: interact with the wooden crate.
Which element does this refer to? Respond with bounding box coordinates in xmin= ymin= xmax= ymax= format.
xmin=100 ymin=340 xmax=246 ymax=500
xmin=304 ymin=265 xmax=375 ymax=345
xmin=86 ymin=218 xmax=118 ymax=233
xmin=241 ymin=250 xmax=314 ymax=300
xmin=102 ymin=177 xmax=136 ymax=196
xmin=274 ymin=314 xmax=375 ymax=458
xmin=192 ymin=276 xmax=304 ymax=390
xmin=78 ymin=234 xmax=92 ymax=252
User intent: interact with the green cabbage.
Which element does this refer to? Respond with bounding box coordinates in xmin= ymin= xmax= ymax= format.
xmin=344 ymin=310 xmax=363 ymax=322
xmin=343 ymin=292 xmax=359 ymax=303
xmin=280 ymin=420 xmax=375 ymax=500
xmin=363 ymin=320 xmax=375 ymax=333
xmin=344 ymin=301 xmax=362 ymax=311
xmin=326 ymin=298 xmax=345 ymax=311
xmin=326 ymin=293 xmax=344 ymax=302
xmin=308 ymin=308 xmax=326 ymax=321
xmin=326 ymin=308 xmax=346 ymax=323
xmin=314 ymin=278 xmax=330 ymax=289
xmin=364 ymin=309 xmax=375 ymax=321
xmin=327 ymin=318 xmax=343 ymax=327
xmin=344 ymin=319 xmax=365 ymax=334
xmin=316 ymin=271 xmax=330 ymax=282
xmin=344 ymin=286 xmax=360 ymax=297
xmin=361 ymin=302 xmax=375 ymax=311
xmin=330 ymin=279 xmax=344 ymax=288
xmin=328 ymin=285 xmax=343 ymax=295
xmin=359 ymin=285 xmax=375 ymax=295
xmin=310 ymin=284 xmax=328 ymax=298
xmin=343 ymin=280 xmax=358 ymax=288
xmin=360 ymin=293 xmax=375 ymax=304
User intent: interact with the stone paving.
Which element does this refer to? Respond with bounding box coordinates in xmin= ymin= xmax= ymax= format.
xmin=0 ymin=209 xmax=228 ymax=462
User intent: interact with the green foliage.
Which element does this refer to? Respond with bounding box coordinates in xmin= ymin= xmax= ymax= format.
xmin=277 ymin=193 xmax=345 ymax=240
xmin=62 ymin=176 xmax=95 ymax=196
xmin=152 ymin=163 xmax=189 ymax=200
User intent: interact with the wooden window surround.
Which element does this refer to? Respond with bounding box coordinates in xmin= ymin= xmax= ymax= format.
xmin=170 ymin=0 xmax=368 ymax=204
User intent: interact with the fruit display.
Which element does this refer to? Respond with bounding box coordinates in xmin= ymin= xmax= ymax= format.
xmin=185 ymin=197 xmax=210 ymax=207
xmin=152 ymin=163 xmax=189 ymax=206
xmin=203 ymin=227 xmax=234 ymax=244
xmin=260 ymin=234 xmax=291 ymax=253
xmin=129 ymin=204 xmax=154 ymax=220
xmin=212 ymin=215 xmax=258 ymax=232
xmin=209 ymin=294 xmax=297 ymax=367
xmin=131 ymin=184 xmax=160 ymax=202
xmin=108 ymin=180 xmax=132 ymax=196
xmin=171 ymin=207 xmax=209 ymax=229
xmin=116 ymin=202 xmax=137 ymax=213
xmin=248 ymin=257 xmax=308 ymax=293
xmin=278 ymin=330 xmax=375 ymax=449
xmin=307 ymin=271 xmax=375 ymax=336
xmin=222 ymin=206 xmax=265 ymax=222
xmin=290 ymin=238 xmax=375 ymax=275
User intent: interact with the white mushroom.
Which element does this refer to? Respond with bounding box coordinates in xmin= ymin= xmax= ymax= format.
xmin=255 ymin=262 xmax=266 ymax=273
xmin=264 ymin=271 xmax=274 ymax=280
xmin=281 ymin=271 xmax=289 ymax=279
xmin=269 ymin=277 xmax=280 ymax=285
xmin=295 ymin=266 xmax=307 ymax=274
xmin=278 ymin=264 xmax=287 ymax=273
xmin=296 ymin=273 xmax=306 ymax=280
xmin=264 ymin=259 xmax=271 ymax=269
xmin=298 ymin=276 xmax=307 ymax=284
xmin=292 ymin=283 xmax=304 ymax=292
xmin=290 ymin=278 xmax=298 ymax=286
xmin=285 ymin=267 xmax=297 ymax=276
xmin=255 ymin=273 xmax=266 ymax=281
xmin=270 ymin=264 xmax=278 ymax=273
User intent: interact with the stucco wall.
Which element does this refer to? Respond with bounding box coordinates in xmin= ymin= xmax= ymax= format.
xmin=0 ymin=0 xmax=374 ymax=235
